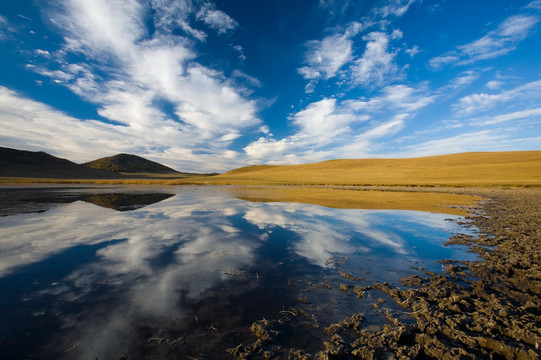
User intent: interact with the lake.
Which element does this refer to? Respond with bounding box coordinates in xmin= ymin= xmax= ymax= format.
xmin=0 ymin=186 xmax=477 ymax=359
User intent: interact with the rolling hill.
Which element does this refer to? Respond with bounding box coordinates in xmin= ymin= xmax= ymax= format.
xmin=84 ymin=153 xmax=179 ymax=173
xmin=0 ymin=147 xmax=204 ymax=180
xmin=0 ymin=147 xmax=121 ymax=179
xmin=202 ymin=151 xmax=541 ymax=187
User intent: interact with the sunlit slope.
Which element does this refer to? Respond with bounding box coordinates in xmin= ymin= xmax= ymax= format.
xmin=207 ymin=151 xmax=541 ymax=186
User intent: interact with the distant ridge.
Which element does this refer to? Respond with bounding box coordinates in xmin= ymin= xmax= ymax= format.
xmin=84 ymin=153 xmax=179 ymax=173
xmin=0 ymin=147 xmax=120 ymax=179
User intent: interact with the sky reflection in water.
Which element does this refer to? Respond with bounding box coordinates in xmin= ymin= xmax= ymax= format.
xmin=0 ymin=186 xmax=476 ymax=359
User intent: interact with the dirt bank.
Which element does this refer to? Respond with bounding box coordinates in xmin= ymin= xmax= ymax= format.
xmin=229 ymin=188 xmax=541 ymax=359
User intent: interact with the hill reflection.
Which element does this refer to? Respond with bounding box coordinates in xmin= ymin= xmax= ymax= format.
xmin=82 ymin=193 xmax=174 ymax=211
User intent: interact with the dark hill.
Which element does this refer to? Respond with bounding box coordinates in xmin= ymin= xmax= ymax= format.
xmin=84 ymin=153 xmax=179 ymax=173
xmin=0 ymin=147 xmax=120 ymax=179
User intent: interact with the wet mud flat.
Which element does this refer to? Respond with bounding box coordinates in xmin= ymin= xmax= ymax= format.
xmin=230 ymin=188 xmax=541 ymax=359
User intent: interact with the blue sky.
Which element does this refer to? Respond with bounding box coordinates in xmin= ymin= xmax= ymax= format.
xmin=0 ymin=0 xmax=540 ymax=172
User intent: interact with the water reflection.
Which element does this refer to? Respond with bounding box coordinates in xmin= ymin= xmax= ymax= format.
xmin=0 ymin=186 xmax=476 ymax=359
xmin=0 ymin=186 xmax=176 ymax=216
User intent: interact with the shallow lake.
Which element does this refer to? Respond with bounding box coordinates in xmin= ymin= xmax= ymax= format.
xmin=0 ymin=186 xmax=477 ymax=359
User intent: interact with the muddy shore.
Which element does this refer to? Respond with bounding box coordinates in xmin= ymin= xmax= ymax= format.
xmin=229 ymin=187 xmax=541 ymax=359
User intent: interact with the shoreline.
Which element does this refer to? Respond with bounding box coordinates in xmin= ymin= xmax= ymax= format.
xmin=228 ymin=187 xmax=541 ymax=359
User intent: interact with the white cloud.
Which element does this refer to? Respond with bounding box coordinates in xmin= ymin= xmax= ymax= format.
xmin=362 ymin=115 xmax=405 ymax=139
xmin=527 ymin=0 xmax=541 ymax=10
xmin=290 ymin=98 xmax=360 ymax=142
xmin=0 ymin=86 xmax=250 ymax=172
xmin=449 ymin=71 xmax=478 ymax=88
xmin=150 ymin=0 xmax=206 ymax=41
xmin=428 ymin=54 xmax=459 ymax=70
xmin=232 ymin=69 xmax=262 ymax=90
xmin=0 ymin=14 xmax=16 ymax=41
xmin=56 ymin=0 xmax=146 ymax=57
xmin=298 ymin=33 xmax=354 ymax=80
xmin=373 ymin=0 xmax=417 ymax=18
xmin=244 ymin=99 xmax=370 ymax=163
xmin=475 ymin=107 xmax=541 ymax=126
xmin=429 ymin=13 xmax=539 ymax=69
xmin=486 ymin=80 xmax=504 ymax=90
xmin=232 ymin=44 xmax=246 ymax=62
xmin=244 ymin=84 xmax=434 ymax=163
xmin=19 ymin=0 xmax=262 ymax=171
xmin=297 ymin=22 xmax=363 ymax=92
xmin=345 ymin=84 xmax=435 ymax=113
xmin=453 ymin=79 xmax=541 ymax=115
xmin=350 ymin=31 xmax=400 ymax=88
xmin=34 ymin=49 xmax=51 ymax=57
xmin=405 ymin=44 xmax=420 ymax=57
xmin=402 ymin=130 xmax=507 ymax=156
xmin=44 ymin=0 xmax=256 ymax=137
xmin=196 ymin=2 xmax=238 ymax=34
xmin=458 ymin=15 xmax=539 ymax=63
xmin=151 ymin=0 xmax=208 ymax=41
xmin=244 ymin=97 xmax=371 ymax=162
xmin=243 ymin=137 xmax=294 ymax=161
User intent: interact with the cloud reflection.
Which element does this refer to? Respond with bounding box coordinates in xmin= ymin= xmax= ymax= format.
xmin=0 ymin=187 xmax=467 ymax=358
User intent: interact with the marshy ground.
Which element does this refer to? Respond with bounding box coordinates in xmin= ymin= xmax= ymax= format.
xmin=228 ymin=187 xmax=541 ymax=359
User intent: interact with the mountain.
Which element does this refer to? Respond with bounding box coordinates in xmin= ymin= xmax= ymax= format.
xmin=83 ymin=153 xmax=179 ymax=173
xmin=0 ymin=147 xmax=120 ymax=179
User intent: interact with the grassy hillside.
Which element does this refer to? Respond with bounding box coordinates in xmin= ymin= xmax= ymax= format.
xmin=189 ymin=151 xmax=541 ymax=187
xmin=84 ymin=153 xmax=179 ymax=173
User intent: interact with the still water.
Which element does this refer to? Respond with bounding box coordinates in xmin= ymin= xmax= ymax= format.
xmin=0 ymin=186 xmax=476 ymax=359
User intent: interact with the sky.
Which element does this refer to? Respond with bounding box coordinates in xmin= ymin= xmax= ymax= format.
xmin=0 ymin=0 xmax=540 ymax=172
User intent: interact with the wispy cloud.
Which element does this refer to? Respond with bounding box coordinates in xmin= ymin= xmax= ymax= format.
xmin=298 ymin=23 xmax=403 ymax=92
xmin=372 ymin=0 xmax=417 ymax=18
xmin=298 ymin=0 xmax=416 ymax=93
xmin=244 ymin=97 xmax=368 ymax=162
xmin=0 ymin=14 xmax=16 ymax=41
xmin=244 ymin=83 xmax=434 ymax=163
xmin=398 ymin=128 xmax=541 ymax=158
xmin=196 ymin=2 xmax=238 ymax=35
xmin=20 ymin=0 xmax=262 ymax=171
xmin=350 ymin=30 xmax=402 ymax=88
xmin=486 ymin=80 xmax=504 ymax=90
xmin=402 ymin=130 xmax=507 ymax=156
xmin=429 ymin=13 xmax=539 ymax=69
xmin=475 ymin=107 xmax=541 ymax=126
xmin=527 ymin=0 xmax=541 ymax=10
xmin=151 ymin=0 xmax=207 ymax=41
xmin=297 ymin=22 xmax=363 ymax=92
xmin=344 ymin=84 xmax=435 ymax=113
xmin=452 ymin=79 xmax=541 ymax=115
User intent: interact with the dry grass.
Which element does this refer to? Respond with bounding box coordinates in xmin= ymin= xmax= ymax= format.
xmin=187 ymin=151 xmax=541 ymax=187
xmin=1 ymin=151 xmax=539 ymax=188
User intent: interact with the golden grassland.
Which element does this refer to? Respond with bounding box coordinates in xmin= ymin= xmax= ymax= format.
xmin=194 ymin=151 xmax=541 ymax=187
xmin=1 ymin=151 xmax=539 ymax=189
